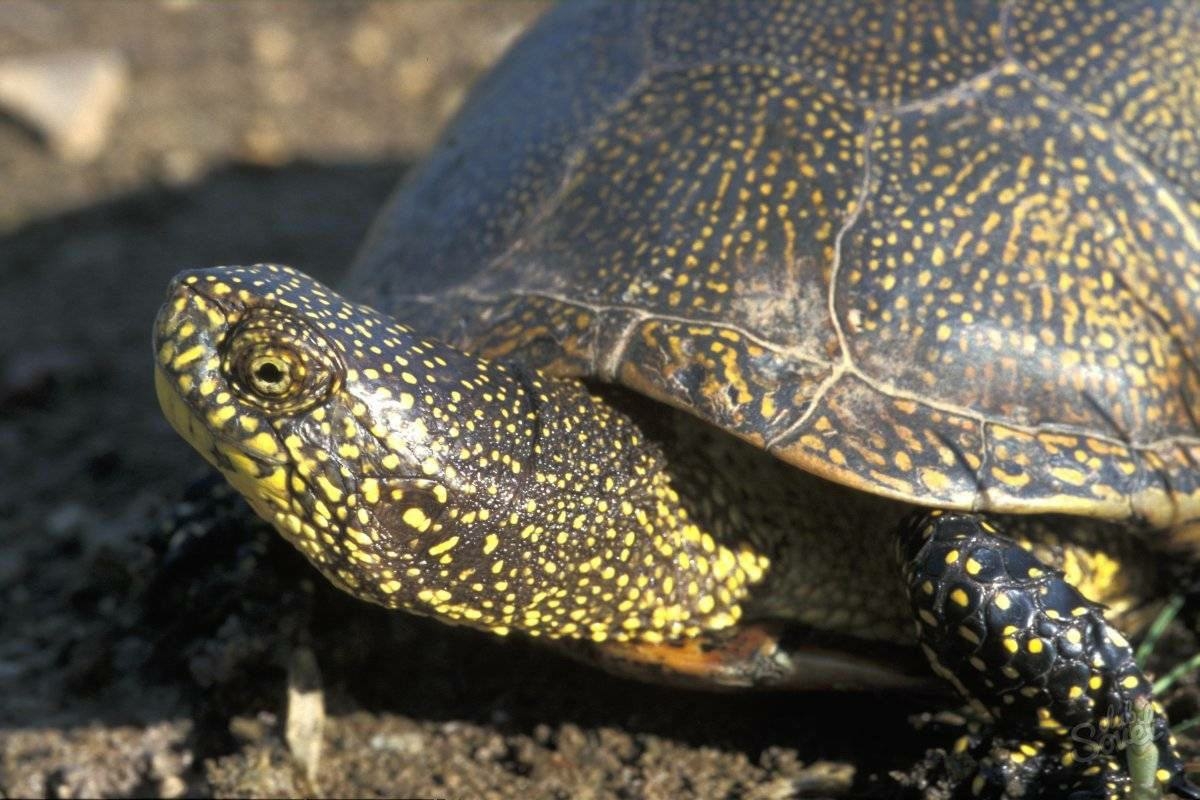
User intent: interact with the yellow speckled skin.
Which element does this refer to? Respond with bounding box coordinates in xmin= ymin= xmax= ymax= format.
xmin=154 ymin=2 xmax=1200 ymax=796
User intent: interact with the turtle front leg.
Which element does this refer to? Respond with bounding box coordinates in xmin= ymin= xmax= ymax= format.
xmin=897 ymin=511 xmax=1197 ymax=799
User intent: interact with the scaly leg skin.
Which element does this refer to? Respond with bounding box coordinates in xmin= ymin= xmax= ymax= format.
xmin=898 ymin=511 xmax=1199 ymax=799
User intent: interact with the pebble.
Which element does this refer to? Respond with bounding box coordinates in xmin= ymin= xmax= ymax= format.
xmin=157 ymin=776 xmax=187 ymax=798
xmin=0 ymin=49 xmax=127 ymax=162
xmin=472 ymin=734 xmax=507 ymax=763
xmin=369 ymin=730 xmax=425 ymax=755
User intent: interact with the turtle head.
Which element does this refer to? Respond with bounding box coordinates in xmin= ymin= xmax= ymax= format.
xmin=154 ymin=263 xmax=766 ymax=643
xmin=152 ymin=263 xmax=532 ymax=609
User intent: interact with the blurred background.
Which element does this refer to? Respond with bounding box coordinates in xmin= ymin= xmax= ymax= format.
xmin=0 ymin=3 xmax=944 ymax=797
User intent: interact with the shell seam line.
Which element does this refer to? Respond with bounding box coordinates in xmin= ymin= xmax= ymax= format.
xmin=766 ymin=110 xmax=880 ymax=450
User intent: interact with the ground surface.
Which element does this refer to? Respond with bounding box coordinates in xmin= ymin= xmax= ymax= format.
xmin=1 ymin=3 xmax=1196 ymax=799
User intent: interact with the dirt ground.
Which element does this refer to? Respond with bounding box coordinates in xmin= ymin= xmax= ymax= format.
xmin=1 ymin=3 xmax=1197 ymax=799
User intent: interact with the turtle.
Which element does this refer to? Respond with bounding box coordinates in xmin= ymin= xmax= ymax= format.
xmin=152 ymin=0 xmax=1200 ymax=796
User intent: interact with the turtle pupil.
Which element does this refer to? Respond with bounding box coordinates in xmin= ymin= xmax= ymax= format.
xmin=256 ymin=361 xmax=284 ymax=384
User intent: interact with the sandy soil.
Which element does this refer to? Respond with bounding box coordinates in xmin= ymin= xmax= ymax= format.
xmin=1 ymin=3 xmax=1196 ymax=799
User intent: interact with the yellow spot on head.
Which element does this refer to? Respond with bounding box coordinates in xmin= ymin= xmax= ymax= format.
xmin=316 ymin=474 xmax=343 ymax=503
xmin=403 ymin=507 xmax=431 ymax=531
xmin=172 ymin=344 xmax=205 ymax=369
xmin=428 ymin=535 xmax=459 ymax=556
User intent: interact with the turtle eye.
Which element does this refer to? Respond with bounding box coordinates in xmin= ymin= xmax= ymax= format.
xmin=247 ymin=352 xmax=295 ymax=396
xmin=233 ymin=343 xmax=307 ymax=403
xmin=224 ymin=311 xmax=340 ymax=413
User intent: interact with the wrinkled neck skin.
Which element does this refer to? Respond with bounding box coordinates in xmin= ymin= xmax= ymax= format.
xmin=266 ymin=341 xmax=769 ymax=647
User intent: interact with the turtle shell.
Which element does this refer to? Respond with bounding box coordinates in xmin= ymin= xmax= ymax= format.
xmin=347 ymin=0 xmax=1200 ymax=529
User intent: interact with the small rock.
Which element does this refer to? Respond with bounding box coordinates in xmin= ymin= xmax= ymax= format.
xmin=0 ymin=49 xmax=127 ymax=162
xmin=789 ymin=760 xmax=855 ymax=795
xmin=555 ymin=723 xmax=588 ymax=756
xmin=157 ymin=775 xmax=187 ymax=798
xmin=473 ymin=734 xmax=507 ymax=763
xmin=370 ymin=730 xmax=425 ymax=755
